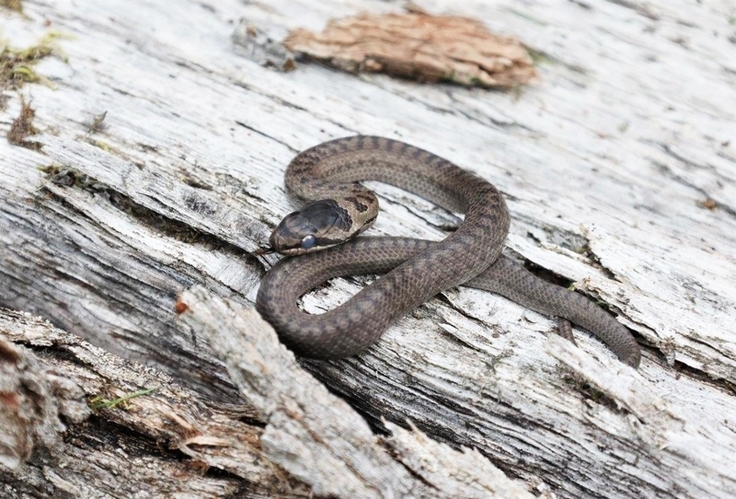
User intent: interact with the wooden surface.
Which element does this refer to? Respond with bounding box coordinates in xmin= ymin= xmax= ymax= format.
xmin=1 ymin=0 xmax=735 ymax=497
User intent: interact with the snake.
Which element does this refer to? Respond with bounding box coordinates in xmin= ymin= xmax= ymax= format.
xmin=256 ymin=136 xmax=641 ymax=368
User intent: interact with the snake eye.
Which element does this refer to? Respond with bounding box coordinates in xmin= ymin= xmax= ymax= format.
xmin=300 ymin=235 xmax=317 ymax=250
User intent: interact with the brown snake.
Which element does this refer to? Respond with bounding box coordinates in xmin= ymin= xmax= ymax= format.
xmin=256 ymin=136 xmax=641 ymax=368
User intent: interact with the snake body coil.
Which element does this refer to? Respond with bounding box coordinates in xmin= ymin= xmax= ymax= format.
xmin=256 ymin=136 xmax=641 ymax=368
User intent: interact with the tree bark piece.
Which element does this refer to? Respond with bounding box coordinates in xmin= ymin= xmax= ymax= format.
xmin=284 ymin=12 xmax=537 ymax=88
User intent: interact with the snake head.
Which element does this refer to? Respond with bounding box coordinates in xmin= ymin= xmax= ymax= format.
xmin=269 ymin=199 xmax=355 ymax=256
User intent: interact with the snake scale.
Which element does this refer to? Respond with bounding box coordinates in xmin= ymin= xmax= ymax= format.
xmin=256 ymin=136 xmax=641 ymax=368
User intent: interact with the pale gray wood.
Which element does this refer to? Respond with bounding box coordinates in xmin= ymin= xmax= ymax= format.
xmin=179 ymin=286 xmax=537 ymax=498
xmin=0 ymin=310 xmax=284 ymax=498
xmin=0 ymin=303 xmax=536 ymax=498
xmin=1 ymin=0 xmax=735 ymax=497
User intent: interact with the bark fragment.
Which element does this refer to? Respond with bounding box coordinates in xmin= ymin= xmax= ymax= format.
xmin=284 ymin=12 xmax=537 ymax=88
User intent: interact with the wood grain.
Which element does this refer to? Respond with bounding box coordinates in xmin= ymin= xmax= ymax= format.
xmin=1 ymin=0 xmax=735 ymax=497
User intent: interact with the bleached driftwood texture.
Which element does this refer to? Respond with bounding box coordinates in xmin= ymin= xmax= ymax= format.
xmin=0 ymin=0 xmax=735 ymax=498
xmin=3 ymin=305 xmax=530 ymax=498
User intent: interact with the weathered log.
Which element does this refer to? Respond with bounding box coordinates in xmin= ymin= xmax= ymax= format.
xmin=1 ymin=0 xmax=735 ymax=497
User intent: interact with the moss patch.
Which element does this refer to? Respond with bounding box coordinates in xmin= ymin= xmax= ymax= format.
xmin=89 ymin=387 xmax=159 ymax=411
xmin=1 ymin=33 xmax=63 ymax=90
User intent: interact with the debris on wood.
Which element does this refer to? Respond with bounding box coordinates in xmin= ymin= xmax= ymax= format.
xmin=83 ymin=110 xmax=108 ymax=136
xmin=284 ymin=12 xmax=537 ymax=88
xmin=7 ymin=97 xmax=40 ymax=150
xmin=0 ymin=0 xmax=24 ymax=15
xmin=232 ymin=22 xmax=296 ymax=72
xmin=698 ymin=198 xmax=717 ymax=210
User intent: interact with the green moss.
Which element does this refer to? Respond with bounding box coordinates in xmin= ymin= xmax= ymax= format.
xmin=92 ymin=139 xmax=111 ymax=151
xmin=89 ymin=387 xmax=159 ymax=411
xmin=1 ymin=32 xmax=65 ymax=90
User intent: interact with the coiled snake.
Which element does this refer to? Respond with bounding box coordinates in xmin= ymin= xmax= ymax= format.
xmin=256 ymin=136 xmax=641 ymax=368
